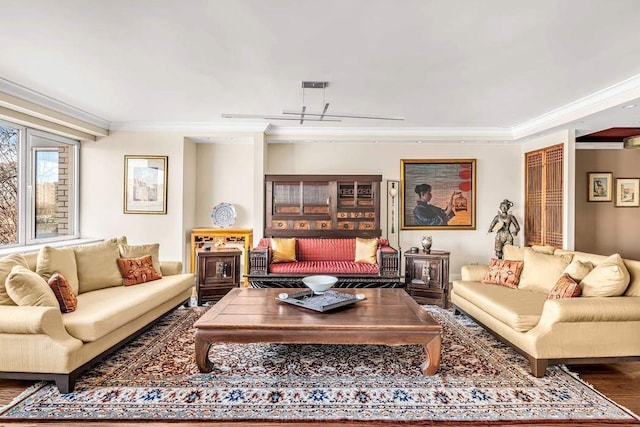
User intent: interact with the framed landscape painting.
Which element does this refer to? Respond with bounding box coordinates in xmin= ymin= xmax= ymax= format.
xmin=588 ymin=172 xmax=613 ymax=202
xmin=124 ymin=155 xmax=168 ymax=214
xmin=615 ymin=178 xmax=640 ymax=207
xmin=401 ymin=159 xmax=476 ymax=230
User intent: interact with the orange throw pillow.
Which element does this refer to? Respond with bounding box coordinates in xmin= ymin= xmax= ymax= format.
xmin=48 ymin=273 xmax=77 ymax=313
xmin=481 ymin=258 xmax=524 ymax=289
xmin=547 ymin=273 xmax=582 ymax=300
xmin=117 ymin=256 xmax=161 ymax=286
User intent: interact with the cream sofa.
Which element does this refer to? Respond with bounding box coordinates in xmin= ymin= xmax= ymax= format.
xmin=0 ymin=238 xmax=194 ymax=393
xmin=451 ymin=246 xmax=640 ymax=377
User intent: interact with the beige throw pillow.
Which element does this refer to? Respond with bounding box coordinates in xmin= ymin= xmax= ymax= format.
xmin=74 ymin=239 xmax=123 ymax=293
xmin=354 ymin=238 xmax=378 ymax=264
xmin=0 ymin=254 xmax=29 ymax=306
xmin=518 ymin=248 xmax=573 ymax=294
xmin=36 ymin=246 xmax=80 ymax=295
xmin=562 ymin=260 xmax=594 ymax=282
xmin=5 ymin=265 xmax=59 ymax=307
xmin=580 ymin=254 xmax=630 ymax=297
xmin=503 ymin=245 xmax=524 ymax=261
xmin=119 ymin=243 xmax=162 ymax=277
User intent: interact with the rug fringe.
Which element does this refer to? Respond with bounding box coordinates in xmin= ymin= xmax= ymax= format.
xmin=0 ymin=381 xmax=48 ymax=416
xmin=559 ymin=364 xmax=640 ymax=421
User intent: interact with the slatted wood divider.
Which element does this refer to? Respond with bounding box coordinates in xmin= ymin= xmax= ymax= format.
xmin=525 ymin=144 xmax=564 ymax=247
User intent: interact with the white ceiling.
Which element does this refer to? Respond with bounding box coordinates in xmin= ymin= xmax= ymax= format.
xmin=2 ymin=0 xmax=640 ymax=141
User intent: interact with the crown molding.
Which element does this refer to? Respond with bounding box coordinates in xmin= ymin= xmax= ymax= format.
xmin=0 ymin=78 xmax=110 ymax=132
xmin=265 ymin=126 xmax=512 ymax=142
xmin=109 ymin=121 xmax=271 ymax=133
xmin=512 ymin=73 xmax=640 ymax=140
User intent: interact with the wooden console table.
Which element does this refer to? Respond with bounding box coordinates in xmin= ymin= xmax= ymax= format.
xmin=190 ymin=228 xmax=253 ymax=286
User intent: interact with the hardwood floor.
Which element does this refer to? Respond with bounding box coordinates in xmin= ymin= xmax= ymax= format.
xmin=1 ymin=362 xmax=639 ymax=426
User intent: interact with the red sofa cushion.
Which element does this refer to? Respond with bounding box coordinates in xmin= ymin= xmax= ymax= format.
xmin=296 ymin=238 xmax=355 ymax=262
xmin=269 ymin=261 xmax=379 ymax=275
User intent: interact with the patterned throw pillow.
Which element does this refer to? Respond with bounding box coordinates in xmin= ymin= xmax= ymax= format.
xmin=354 ymin=238 xmax=378 ymax=264
xmin=48 ymin=273 xmax=78 ymax=313
xmin=116 ymin=256 xmax=162 ymax=286
xmin=271 ymin=238 xmax=297 ymax=263
xmin=547 ymin=273 xmax=582 ymax=300
xmin=481 ymin=258 xmax=524 ymax=289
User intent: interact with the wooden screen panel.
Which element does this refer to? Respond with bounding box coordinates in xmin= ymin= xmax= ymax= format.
xmin=525 ymin=151 xmax=543 ymax=246
xmin=524 ymin=144 xmax=563 ymax=248
xmin=544 ymin=146 xmax=563 ymax=247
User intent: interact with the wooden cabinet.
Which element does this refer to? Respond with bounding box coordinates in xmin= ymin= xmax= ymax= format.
xmin=190 ymin=228 xmax=252 ymax=286
xmin=404 ymin=250 xmax=450 ymax=308
xmin=196 ymin=248 xmax=242 ymax=305
xmin=265 ymin=174 xmax=381 ymax=238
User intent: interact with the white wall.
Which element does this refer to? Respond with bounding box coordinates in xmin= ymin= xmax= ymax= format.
xmin=266 ymin=142 xmax=523 ymax=278
xmin=194 ymin=142 xmax=255 ymax=228
xmin=80 ymin=131 xmax=190 ymax=262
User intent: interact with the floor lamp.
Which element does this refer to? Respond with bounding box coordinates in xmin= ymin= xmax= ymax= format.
xmin=387 ymin=180 xmax=400 ymax=250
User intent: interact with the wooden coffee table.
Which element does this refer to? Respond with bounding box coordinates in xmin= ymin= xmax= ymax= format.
xmin=193 ymin=288 xmax=442 ymax=375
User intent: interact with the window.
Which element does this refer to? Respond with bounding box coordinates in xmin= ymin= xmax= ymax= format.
xmin=0 ymin=120 xmax=79 ymax=248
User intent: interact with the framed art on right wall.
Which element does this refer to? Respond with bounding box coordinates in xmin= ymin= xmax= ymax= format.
xmin=587 ymin=172 xmax=613 ymax=202
xmin=615 ymin=178 xmax=640 ymax=207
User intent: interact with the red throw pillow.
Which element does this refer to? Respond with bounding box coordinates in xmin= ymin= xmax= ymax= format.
xmin=117 ymin=255 xmax=161 ymax=286
xmin=481 ymin=258 xmax=524 ymax=289
xmin=547 ymin=273 xmax=582 ymax=300
xmin=48 ymin=273 xmax=77 ymax=313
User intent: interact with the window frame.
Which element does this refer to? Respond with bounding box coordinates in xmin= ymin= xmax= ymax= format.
xmin=0 ymin=119 xmax=80 ymax=249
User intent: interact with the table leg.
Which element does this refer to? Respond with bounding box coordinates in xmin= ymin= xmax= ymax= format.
xmin=195 ymin=332 xmax=214 ymax=373
xmin=420 ymin=334 xmax=442 ymax=375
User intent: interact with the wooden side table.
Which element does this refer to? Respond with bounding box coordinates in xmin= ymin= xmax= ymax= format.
xmin=404 ymin=250 xmax=450 ymax=308
xmin=196 ymin=248 xmax=242 ymax=305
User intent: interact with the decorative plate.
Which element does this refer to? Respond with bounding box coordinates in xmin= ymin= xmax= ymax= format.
xmin=211 ymin=203 xmax=236 ymax=228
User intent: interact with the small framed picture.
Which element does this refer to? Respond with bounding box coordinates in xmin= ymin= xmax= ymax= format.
xmin=615 ymin=178 xmax=640 ymax=207
xmin=587 ymin=172 xmax=612 ymax=202
xmin=124 ymin=155 xmax=168 ymax=214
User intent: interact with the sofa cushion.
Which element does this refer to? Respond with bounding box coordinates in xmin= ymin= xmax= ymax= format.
xmin=269 ymin=260 xmax=379 ymax=275
xmin=117 ymin=255 xmax=162 ymax=286
xmin=580 ymin=253 xmax=630 ymax=297
xmin=502 ymin=245 xmax=524 ymax=261
xmin=518 ymin=249 xmax=573 ymax=294
xmin=271 ymin=238 xmax=297 ymax=263
xmin=296 ymin=238 xmax=356 ymax=262
xmin=63 ymin=273 xmax=193 ymax=342
xmin=623 ymin=258 xmax=640 ymax=296
xmin=562 ymin=260 xmax=594 ymax=282
xmin=452 ymin=281 xmax=547 ymax=332
xmin=74 ymin=239 xmax=123 ymax=293
xmin=0 ymin=254 xmax=28 ymax=306
xmin=48 ymin=273 xmax=78 ymax=313
xmin=355 ymin=238 xmax=378 ymax=264
xmin=119 ymin=243 xmax=162 ymax=277
xmin=5 ymin=265 xmax=59 ymax=307
xmin=547 ymin=273 xmax=582 ymax=300
xmin=481 ymin=258 xmax=524 ymax=289
xmin=36 ymin=246 xmax=79 ymax=295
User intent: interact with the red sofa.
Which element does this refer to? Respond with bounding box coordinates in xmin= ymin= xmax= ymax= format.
xmin=247 ymin=237 xmax=401 ymax=288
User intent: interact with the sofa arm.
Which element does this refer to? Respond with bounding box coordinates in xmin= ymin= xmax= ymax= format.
xmin=538 ymin=296 xmax=640 ymax=326
xmin=160 ymin=261 xmax=183 ymax=276
xmin=0 ymin=306 xmax=81 ymax=349
xmin=461 ymin=264 xmax=489 ymax=281
xmin=249 ymin=247 xmax=270 ymax=275
xmin=378 ymin=246 xmax=400 ymax=277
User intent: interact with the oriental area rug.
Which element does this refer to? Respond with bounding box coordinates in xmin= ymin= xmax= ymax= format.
xmin=1 ymin=306 xmax=639 ymax=424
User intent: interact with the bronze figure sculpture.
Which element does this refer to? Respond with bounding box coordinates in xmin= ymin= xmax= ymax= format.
xmin=488 ymin=199 xmax=520 ymax=259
